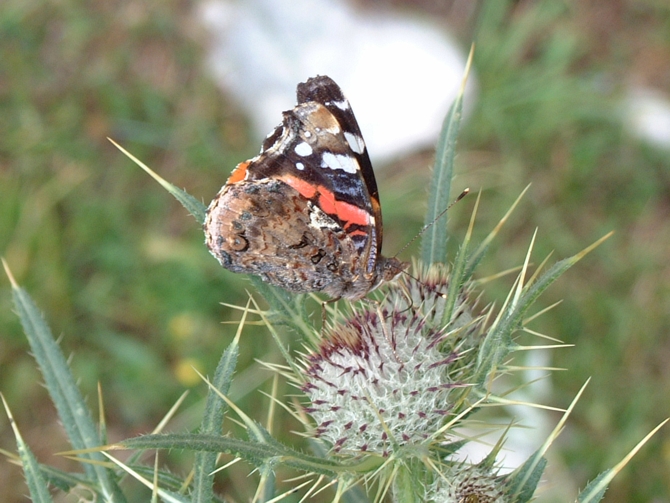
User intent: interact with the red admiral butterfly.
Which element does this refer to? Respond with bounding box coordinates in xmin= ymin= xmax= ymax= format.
xmin=204 ymin=75 xmax=408 ymax=301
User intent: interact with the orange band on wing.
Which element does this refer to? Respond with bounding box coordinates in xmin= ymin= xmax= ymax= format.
xmin=324 ymin=195 xmax=370 ymax=229
xmin=281 ymin=174 xmax=370 ymax=229
xmin=280 ymin=174 xmax=318 ymax=199
xmin=227 ymin=161 xmax=251 ymax=184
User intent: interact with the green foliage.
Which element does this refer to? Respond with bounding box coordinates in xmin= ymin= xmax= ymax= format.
xmin=191 ymin=334 xmax=238 ymax=502
xmin=420 ymin=49 xmax=471 ymax=265
xmin=118 ymin=432 xmax=382 ymax=477
xmin=1 ymin=397 xmax=52 ymax=502
xmin=7 ymin=271 xmax=126 ymax=502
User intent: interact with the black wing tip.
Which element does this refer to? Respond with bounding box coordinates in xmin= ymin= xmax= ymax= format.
xmin=297 ymin=75 xmax=344 ymax=104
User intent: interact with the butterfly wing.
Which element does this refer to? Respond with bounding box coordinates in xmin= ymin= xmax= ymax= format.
xmin=240 ymin=76 xmax=383 ymax=273
xmin=296 ymin=75 xmax=383 ymax=238
xmin=204 ymin=76 xmax=391 ymax=299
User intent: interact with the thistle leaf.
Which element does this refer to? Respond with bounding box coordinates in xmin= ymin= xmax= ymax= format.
xmin=421 ymin=46 xmax=473 ymax=265
xmin=2 ymin=260 xmax=126 ymax=503
xmin=2 ymin=395 xmax=53 ymax=503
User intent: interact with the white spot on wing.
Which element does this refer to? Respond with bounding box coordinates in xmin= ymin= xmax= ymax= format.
xmin=295 ymin=142 xmax=313 ymax=156
xmin=309 ymin=202 xmax=340 ymax=230
xmin=333 ymin=100 xmax=350 ymax=111
xmin=321 ymin=152 xmax=359 ymax=174
xmin=304 ymin=131 xmax=312 ymax=138
xmin=344 ymin=132 xmax=365 ymax=154
xmin=295 ymin=162 xmax=305 ymax=170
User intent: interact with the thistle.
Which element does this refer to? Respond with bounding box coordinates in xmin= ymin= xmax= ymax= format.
xmin=428 ymin=463 xmax=506 ymax=503
xmin=300 ymin=267 xmax=474 ymax=458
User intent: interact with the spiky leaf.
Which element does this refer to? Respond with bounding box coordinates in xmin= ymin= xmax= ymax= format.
xmin=7 ymin=270 xmax=126 ymax=502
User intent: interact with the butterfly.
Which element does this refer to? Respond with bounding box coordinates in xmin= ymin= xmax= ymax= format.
xmin=204 ymin=75 xmax=407 ymax=301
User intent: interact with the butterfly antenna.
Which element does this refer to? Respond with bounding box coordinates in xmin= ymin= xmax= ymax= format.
xmin=392 ymin=188 xmax=470 ymax=259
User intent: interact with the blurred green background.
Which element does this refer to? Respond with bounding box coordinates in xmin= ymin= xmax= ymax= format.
xmin=2 ymin=0 xmax=670 ymax=501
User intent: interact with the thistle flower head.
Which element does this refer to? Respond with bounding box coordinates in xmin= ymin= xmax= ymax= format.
xmin=299 ymin=265 xmax=484 ymax=457
xmin=428 ymin=464 xmax=506 ymax=503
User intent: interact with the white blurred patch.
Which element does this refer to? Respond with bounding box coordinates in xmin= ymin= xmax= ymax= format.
xmin=198 ymin=0 xmax=476 ymax=164
xmin=626 ymin=87 xmax=670 ymax=150
xmin=452 ymin=349 xmax=556 ymax=475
